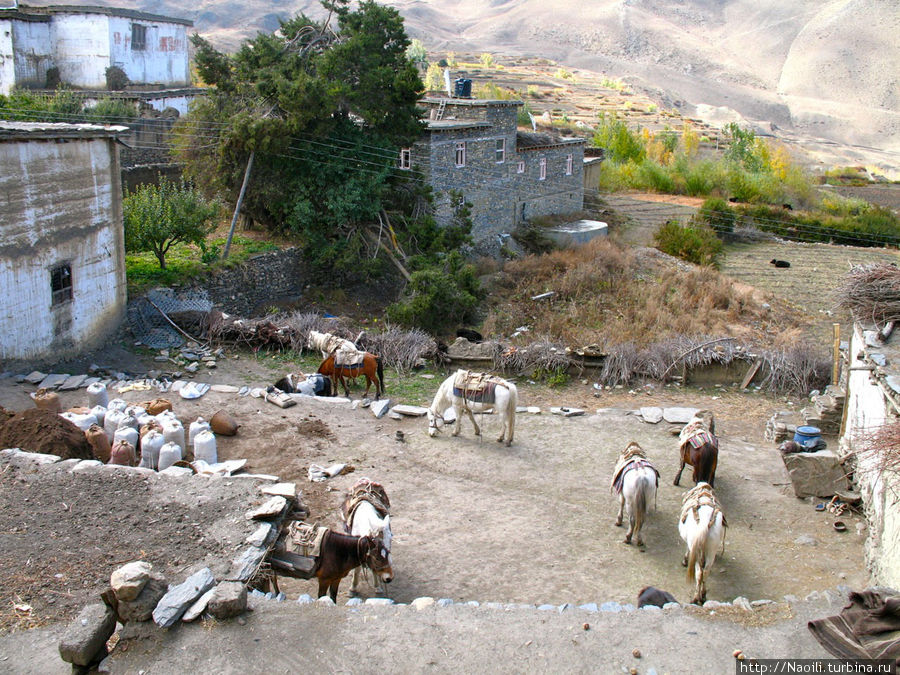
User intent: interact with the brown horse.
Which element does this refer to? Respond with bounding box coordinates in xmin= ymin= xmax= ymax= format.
xmin=314 ymin=531 xmax=392 ymax=602
xmin=268 ymin=529 xmax=393 ymax=602
xmin=673 ymin=411 xmax=719 ymax=487
xmin=317 ymin=351 xmax=384 ymax=400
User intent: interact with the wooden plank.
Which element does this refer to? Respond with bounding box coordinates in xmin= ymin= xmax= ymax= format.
xmin=832 ymin=323 xmax=841 ymax=386
xmin=740 ymin=358 xmax=763 ymax=390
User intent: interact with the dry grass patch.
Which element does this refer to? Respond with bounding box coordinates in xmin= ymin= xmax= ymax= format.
xmin=483 ymin=239 xmax=799 ymax=348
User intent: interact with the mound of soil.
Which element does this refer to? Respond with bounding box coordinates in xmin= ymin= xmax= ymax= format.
xmin=0 ymin=408 xmax=94 ymax=460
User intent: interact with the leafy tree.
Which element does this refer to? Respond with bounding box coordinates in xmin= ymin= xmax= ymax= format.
xmin=123 ymin=179 xmax=220 ymax=269
xmin=406 ymin=38 xmax=427 ymax=69
xmin=591 ymin=114 xmax=645 ymax=163
xmin=480 ymin=52 xmax=495 ymax=68
xmin=176 ymin=0 xmax=424 ymax=281
xmin=424 ymin=62 xmax=444 ymax=91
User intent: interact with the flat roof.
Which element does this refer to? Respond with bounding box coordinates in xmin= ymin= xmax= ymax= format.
xmin=425 ymin=120 xmax=492 ymax=131
xmin=0 ymin=121 xmax=129 ymax=141
xmin=422 ymin=97 xmax=523 ymax=108
xmin=10 ymin=4 xmax=193 ymax=26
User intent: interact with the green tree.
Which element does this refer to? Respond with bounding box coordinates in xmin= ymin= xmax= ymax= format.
xmin=424 ymin=62 xmax=444 ymax=91
xmin=591 ymin=114 xmax=645 ymax=163
xmin=406 ymin=38 xmax=427 ymax=69
xmin=176 ymin=0 xmax=424 ymax=281
xmin=123 ymin=179 xmax=220 ymax=269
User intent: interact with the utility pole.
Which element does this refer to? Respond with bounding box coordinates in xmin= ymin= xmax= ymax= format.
xmin=222 ymin=151 xmax=255 ymax=259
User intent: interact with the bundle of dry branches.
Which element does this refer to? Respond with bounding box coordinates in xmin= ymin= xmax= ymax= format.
xmin=358 ymin=325 xmax=441 ymax=373
xmin=756 ymin=345 xmax=830 ymax=395
xmin=836 ymin=263 xmax=900 ymax=326
xmin=494 ymin=339 xmax=568 ymax=376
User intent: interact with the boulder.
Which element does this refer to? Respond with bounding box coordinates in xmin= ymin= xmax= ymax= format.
xmin=110 ymin=561 xmax=152 ymax=601
xmin=782 ymin=450 xmax=849 ymax=498
xmin=117 ymin=572 xmax=168 ymax=623
xmin=446 ymin=338 xmax=496 ymax=360
xmin=58 ymin=603 xmax=116 ymax=666
xmin=207 ymin=582 xmax=248 ymax=619
xmin=152 ymin=568 xmax=216 ymax=628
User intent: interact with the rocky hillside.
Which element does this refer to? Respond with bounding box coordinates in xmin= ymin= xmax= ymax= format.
xmin=29 ymin=0 xmax=899 ymax=174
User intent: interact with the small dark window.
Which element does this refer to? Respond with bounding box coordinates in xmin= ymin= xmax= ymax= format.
xmin=399 ymin=148 xmax=411 ymax=170
xmin=132 ymin=24 xmax=147 ymax=51
xmin=51 ymin=264 xmax=73 ymax=306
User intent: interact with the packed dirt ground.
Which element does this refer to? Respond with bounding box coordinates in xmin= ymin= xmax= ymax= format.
xmin=0 ymin=344 xmax=868 ymax=637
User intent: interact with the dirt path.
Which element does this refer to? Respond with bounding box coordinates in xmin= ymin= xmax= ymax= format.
xmin=0 ymin=358 xmax=866 ymax=616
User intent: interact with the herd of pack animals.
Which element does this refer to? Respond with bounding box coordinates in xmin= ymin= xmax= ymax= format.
xmin=272 ymin=330 xmax=725 ymax=605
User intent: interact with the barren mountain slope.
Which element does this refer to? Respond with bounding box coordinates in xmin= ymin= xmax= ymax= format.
xmin=28 ymin=0 xmax=900 ymax=169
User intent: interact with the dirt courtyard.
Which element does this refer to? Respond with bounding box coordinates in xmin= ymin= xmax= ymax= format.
xmin=0 ymin=354 xmax=867 ymax=617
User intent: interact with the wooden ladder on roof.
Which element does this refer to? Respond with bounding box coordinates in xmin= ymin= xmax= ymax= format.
xmin=435 ymin=99 xmax=447 ymax=120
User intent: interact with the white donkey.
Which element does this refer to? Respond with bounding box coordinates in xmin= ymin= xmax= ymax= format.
xmin=427 ymin=370 xmax=517 ymax=446
xmin=307 ymin=330 xmax=357 ymax=360
xmin=610 ymin=442 xmax=659 ymax=548
xmin=341 ymin=478 xmax=393 ymax=597
xmin=679 ymin=482 xmax=727 ymax=604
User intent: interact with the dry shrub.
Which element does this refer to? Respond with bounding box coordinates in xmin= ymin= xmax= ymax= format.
xmin=280 ymin=312 xmax=356 ymax=352
xmin=756 ymin=344 xmax=830 ymax=395
xmin=850 ymin=420 xmax=900 ymax=480
xmin=483 ymin=237 xmax=797 ymax=350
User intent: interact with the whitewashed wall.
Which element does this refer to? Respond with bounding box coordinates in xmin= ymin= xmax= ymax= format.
xmin=108 ymin=16 xmax=189 ymax=87
xmin=0 ymin=20 xmax=13 ymax=95
xmin=0 ymin=135 xmax=126 ymax=361
xmin=842 ymin=325 xmax=900 ymax=589
xmin=11 ymin=19 xmax=52 ymax=89
xmin=49 ymin=13 xmax=110 ymax=89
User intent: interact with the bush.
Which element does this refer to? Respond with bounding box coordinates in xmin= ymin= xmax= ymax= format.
xmin=512 ymin=221 xmax=555 ymax=256
xmin=105 ymin=66 xmax=129 ymax=91
xmin=87 ymin=97 xmax=137 ymax=123
xmin=592 ymin=114 xmax=645 ymax=164
xmin=697 ymin=197 xmax=736 ymax=233
xmin=386 ymin=252 xmax=483 ymax=335
xmin=653 ymin=220 xmax=723 ymax=267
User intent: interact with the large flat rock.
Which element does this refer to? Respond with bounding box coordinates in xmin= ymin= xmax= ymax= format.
xmin=782 ymin=450 xmax=849 ymax=498
xmin=662 ymin=407 xmax=700 ymax=424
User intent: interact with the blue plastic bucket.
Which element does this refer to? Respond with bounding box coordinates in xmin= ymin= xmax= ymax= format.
xmin=794 ymin=425 xmax=821 ymax=448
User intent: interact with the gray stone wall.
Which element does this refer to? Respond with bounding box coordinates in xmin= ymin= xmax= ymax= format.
xmin=414 ymin=121 xmax=584 ymax=243
xmin=185 ymin=248 xmax=308 ymax=317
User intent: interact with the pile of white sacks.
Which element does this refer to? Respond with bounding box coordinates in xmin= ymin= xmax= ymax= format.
xmin=58 ymin=381 xmax=221 ymax=471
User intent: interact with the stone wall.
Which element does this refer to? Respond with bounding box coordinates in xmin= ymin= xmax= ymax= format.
xmin=184 ymin=248 xmax=308 ymax=317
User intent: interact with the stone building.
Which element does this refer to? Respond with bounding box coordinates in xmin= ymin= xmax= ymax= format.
xmin=407 ymin=97 xmax=585 ymax=246
xmin=0 ymin=4 xmax=196 ymax=113
xmin=0 ymin=121 xmax=128 ymax=362
xmin=840 ymin=320 xmax=900 ymax=589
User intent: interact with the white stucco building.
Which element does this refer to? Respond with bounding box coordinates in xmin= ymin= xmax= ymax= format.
xmin=0 ymin=4 xmax=192 ymax=95
xmin=841 ymin=322 xmax=900 ymax=589
xmin=0 ymin=121 xmax=128 ymax=362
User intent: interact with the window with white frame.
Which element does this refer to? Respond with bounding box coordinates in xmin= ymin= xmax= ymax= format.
xmin=539 ymin=157 xmax=546 ymax=180
xmin=566 ymin=153 xmax=573 ymax=175
xmin=399 ymin=148 xmax=411 ymax=170
xmin=495 ymin=138 xmax=505 ymax=163
xmin=131 ymin=24 xmax=147 ymax=51
xmin=516 ymin=160 xmax=525 ymax=174
xmin=455 ymin=141 xmax=466 ymax=167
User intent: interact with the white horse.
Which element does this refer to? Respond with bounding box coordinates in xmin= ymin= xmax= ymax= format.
xmin=678 ymin=482 xmax=727 ymax=604
xmin=426 ymin=370 xmax=517 ymax=446
xmin=341 ymin=479 xmax=393 ymax=597
xmin=611 ymin=442 xmax=659 ymax=547
xmin=307 ymin=330 xmax=357 ymax=359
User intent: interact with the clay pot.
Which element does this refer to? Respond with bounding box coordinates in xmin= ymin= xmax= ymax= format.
xmin=209 ymin=410 xmax=240 ymax=436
